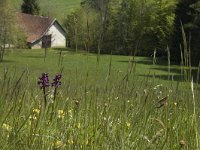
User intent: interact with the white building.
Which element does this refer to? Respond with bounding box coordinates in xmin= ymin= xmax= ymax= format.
xmin=17 ymin=12 xmax=66 ymax=49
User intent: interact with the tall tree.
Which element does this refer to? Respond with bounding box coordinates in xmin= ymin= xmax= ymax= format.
xmin=81 ymin=0 xmax=110 ymax=58
xmin=170 ymin=0 xmax=200 ymax=65
xmin=0 ymin=0 xmax=17 ymax=62
xmin=21 ymin=0 xmax=40 ymax=15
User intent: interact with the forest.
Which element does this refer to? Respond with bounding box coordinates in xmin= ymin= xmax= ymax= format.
xmin=0 ymin=0 xmax=200 ymax=65
xmin=65 ymin=0 xmax=200 ymax=65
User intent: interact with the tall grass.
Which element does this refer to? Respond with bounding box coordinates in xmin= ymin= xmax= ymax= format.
xmin=0 ymin=48 xmax=199 ymax=149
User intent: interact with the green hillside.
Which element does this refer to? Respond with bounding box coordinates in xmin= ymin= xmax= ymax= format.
xmin=11 ymin=0 xmax=81 ymax=23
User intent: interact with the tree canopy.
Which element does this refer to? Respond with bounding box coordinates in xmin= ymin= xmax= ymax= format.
xmin=21 ymin=0 xmax=40 ymax=15
xmin=171 ymin=0 xmax=200 ymax=65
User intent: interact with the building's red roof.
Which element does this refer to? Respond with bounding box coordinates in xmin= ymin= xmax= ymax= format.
xmin=16 ymin=12 xmax=55 ymax=43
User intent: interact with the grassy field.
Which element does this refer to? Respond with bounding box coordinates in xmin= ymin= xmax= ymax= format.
xmin=0 ymin=49 xmax=199 ymax=149
xmin=11 ymin=0 xmax=81 ymax=23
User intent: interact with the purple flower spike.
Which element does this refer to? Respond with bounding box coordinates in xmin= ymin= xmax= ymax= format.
xmin=38 ymin=73 xmax=50 ymax=89
xmin=52 ymin=74 xmax=62 ymax=88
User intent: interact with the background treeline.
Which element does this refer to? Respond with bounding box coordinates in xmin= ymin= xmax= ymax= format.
xmin=65 ymin=0 xmax=176 ymax=56
xmin=1 ymin=0 xmax=200 ymax=65
xmin=65 ymin=0 xmax=200 ymax=65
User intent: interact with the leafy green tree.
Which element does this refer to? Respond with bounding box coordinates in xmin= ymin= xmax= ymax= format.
xmin=141 ymin=0 xmax=175 ymax=56
xmin=0 ymin=0 xmax=17 ymax=62
xmin=21 ymin=0 xmax=40 ymax=15
xmin=66 ymin=0 xmax=176 ymax=56
xmin=170 ymin=0 xmax=200 ymax=65
xmin=64 ymin=8 xmax=100 ymax=52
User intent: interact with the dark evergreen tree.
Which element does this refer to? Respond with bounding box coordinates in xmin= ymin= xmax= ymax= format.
xmin=21 ymin=0 xmax=40 ymax=15
xmin=171 ymin=0 xmax=200 ymax=65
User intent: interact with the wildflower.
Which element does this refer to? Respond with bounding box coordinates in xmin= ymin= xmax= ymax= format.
xmin=109 ymin=121 xmax=113 ymax=127
xmin=103 ymin=117 xmax=107 ymax=121
xmin=49 ymin=94 xmax=54 ymax=99
xmin=104 ymin=102 xmax=108 ymax=107
xmin=144 ymin=89 xmax=147 ymax=94
xmin=38 ymin=73 xmax=50 ymax=89
xmin=179 ymin=140 xmax=186 ymax=146
xmin=172 ymin=126 xmax=176 ymax=130
xmin=77 ymin=123 xmax=81 ymax=129
xmin=54 ymin=140 xmax=62 ymax=149
xmin=2 ymin=123 xmax=12 ymax=132
xmin=174 ymin=102 xmax=177 ymax=106
xmin=85 ymin=139 xmax=89 ymax=145
xmin=126 ymin=122 xmax=131 ymax=128
xmin=58 ymin=110 xmax=65 ymax=119
xmin=117 ymin=118 xmax=121 ymax=125
xmin=68 ymin=139 xmax=74 ymax=144
xmin=52 ymin=74 xmax=62 ymax=88
xmin=33 ymin=108 xmax=40 ymax=115
xmin=29 ymin=115 xmax=37 ymax=120
xmin=68 ymin=109 xmax=73 ymax=118
xmin=38 ymin=73 xmax=50 ymax=107
xmin=153 ymin=84 xmax=163 ymax=90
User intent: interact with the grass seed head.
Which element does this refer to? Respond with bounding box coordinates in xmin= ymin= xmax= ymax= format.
xmin=179 ymin=140 xmax=186 ymax=147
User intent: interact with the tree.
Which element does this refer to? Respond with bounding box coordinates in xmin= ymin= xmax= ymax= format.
xmin=21 ymin=0 xmax=40 ymax=15
xmin=170 ymin=0 xmax=200 ymax=65
xmin=81 ymin=0 xmax=110 ymax=58
xmin=0 ymin=0 xmax=17 ymax=62
xmin=65 ymin=0 xmax=176 ymax=56
xmin=140 ymin=0 xmax=175 ymax=56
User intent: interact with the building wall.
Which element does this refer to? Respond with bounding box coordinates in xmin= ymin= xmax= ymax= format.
xmin=31 ymin=21 xmax=66 ymax=49
xmin=31 ymin=41 xmax=42 ymax=49
xmin=46 ymin=22 xmax=66 ymax=47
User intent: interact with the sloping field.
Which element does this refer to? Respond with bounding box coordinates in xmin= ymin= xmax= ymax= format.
xmin=11 ymin=0 xmax=81 ymax=22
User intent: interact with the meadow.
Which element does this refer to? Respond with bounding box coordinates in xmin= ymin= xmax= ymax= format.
xmin=0 ymin=48 xmax=200 ymax=149
xmin=11 ymin=0 xmax=81 ymax=23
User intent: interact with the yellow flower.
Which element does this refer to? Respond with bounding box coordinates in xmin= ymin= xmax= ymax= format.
xmin=33 ymin=108 xmax=40 ymax=115
xmin=77 ymin=123 xmax=81 ymax=129
xmin=2 ymin=123 xmax=12 ymax=132
xmin=54 ymin=140 xmax=62 ymax=149
xmin=126 ymin=122 xmax=131 ymax=128
xmin=29 ymin=115 xmax=37 ymax=120
xmin=58 ymin=110 xmax=65 ymax=119
xmin=68 ymin=109 xmax=73 ymax=118
xmin=68 ymin=139 xmax=74 ymax=144
xmin=85 ymin=139 xmax=88 ymax=145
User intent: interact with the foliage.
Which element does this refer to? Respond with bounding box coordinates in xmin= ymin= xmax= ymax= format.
xmin=21 ymin=0 xmax=40 ymax=15
xmin=170 ymin=0 xmax=200 ymax=65
xmin=0 ymin=0 xmax=18 ymax=62
xmin=64 ymin=8 xmax=101 ymax=52
xmin=66 ymin=0 xmax=176 ymax=57
xmin=0 ymin=49 xmax=199 ymax=149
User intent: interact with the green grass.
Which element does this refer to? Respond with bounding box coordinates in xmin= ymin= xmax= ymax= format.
xmin=0 ymin=48 xmax=199 ymax=149
xmin=0 ymin=48 xmax=183 ymax=82
xmin=11 ymin=0 xmax=81 ymax=23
